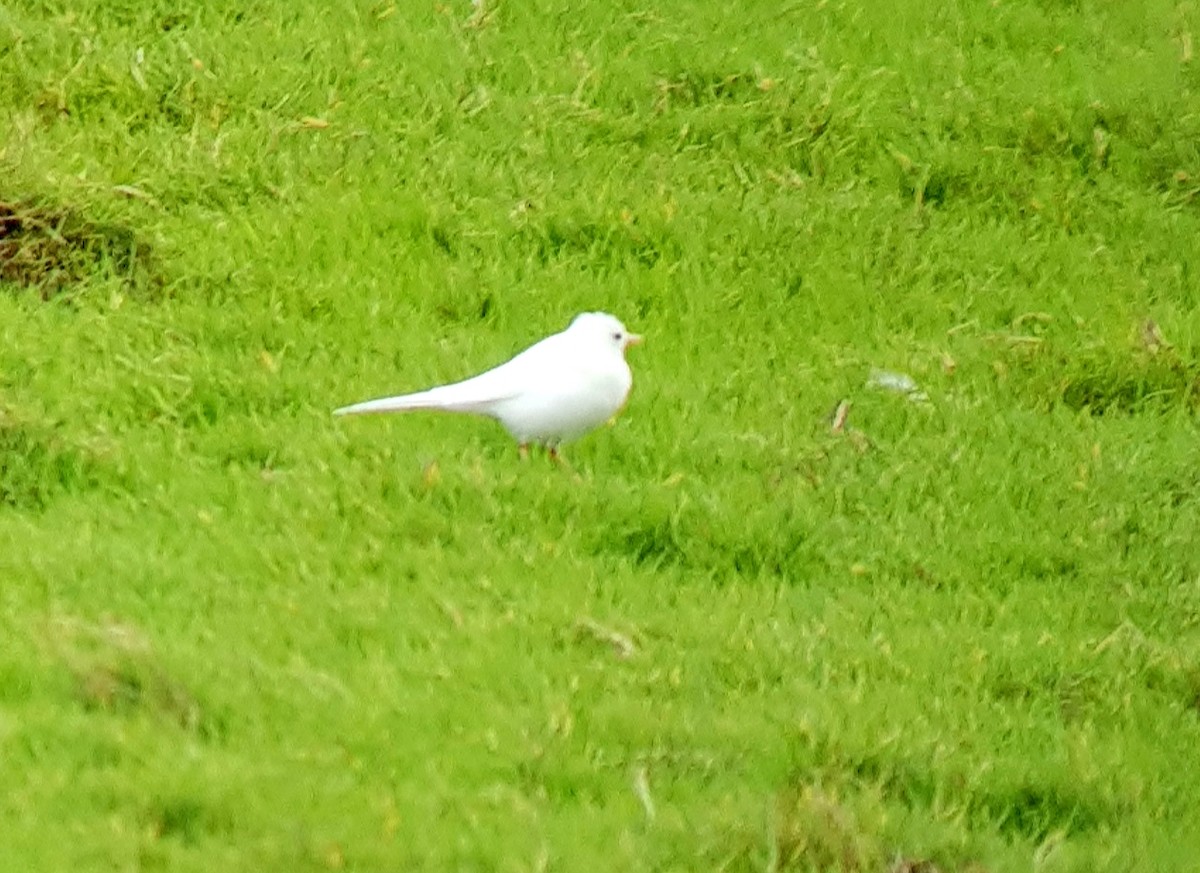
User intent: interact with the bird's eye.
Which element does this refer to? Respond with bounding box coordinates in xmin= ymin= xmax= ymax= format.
xmin=612 ymin=331 xmax=623 ymax=341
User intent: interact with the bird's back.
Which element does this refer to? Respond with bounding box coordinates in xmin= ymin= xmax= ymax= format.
xmin=334 ymin=331 xmax=566 ymax=417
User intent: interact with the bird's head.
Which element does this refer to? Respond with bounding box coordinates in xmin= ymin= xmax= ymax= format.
xmin=568 ymin=312 xmax=643 ymax=356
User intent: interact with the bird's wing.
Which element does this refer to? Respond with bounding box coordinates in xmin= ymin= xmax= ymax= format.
xmin=334 ymin=333 xmax=562 ymax=417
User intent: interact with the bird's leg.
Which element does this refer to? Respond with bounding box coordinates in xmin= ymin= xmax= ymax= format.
xmin=518 ymin=444 xmax=530 ymax=462
xmin=548 ymin=444 xmax=582 ymax=482
xmin=547 ymin=445 xmax=571 ymax=470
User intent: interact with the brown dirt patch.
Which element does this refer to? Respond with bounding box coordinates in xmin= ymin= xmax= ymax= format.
xmin=0 ymin=198 xmax=158 ymax=297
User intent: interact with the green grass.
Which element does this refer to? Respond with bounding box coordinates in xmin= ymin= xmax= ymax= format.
xmin=3 ymin=0 xmax=1200 ymax=869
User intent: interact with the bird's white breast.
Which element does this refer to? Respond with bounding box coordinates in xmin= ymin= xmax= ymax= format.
xmin=490 ymin=352 xmax=632 ymax=446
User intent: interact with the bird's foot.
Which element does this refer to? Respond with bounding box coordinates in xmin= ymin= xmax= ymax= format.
xmin=518 ymin=444 xmax=530 ymax=462
xmin=548 ymin=445 xmax=573 ymax=471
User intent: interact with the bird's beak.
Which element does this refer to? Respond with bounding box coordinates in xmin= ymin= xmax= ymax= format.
xmin=625 ymin=333 xmax=644 ymax=348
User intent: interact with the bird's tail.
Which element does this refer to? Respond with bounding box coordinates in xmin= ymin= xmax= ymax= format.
xmin=334 ymin=379 xmax=506 ymax=417
xmin=333 ymin=391 xmax=443 ymax=416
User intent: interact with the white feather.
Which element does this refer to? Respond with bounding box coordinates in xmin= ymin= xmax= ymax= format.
xmin=335 ymin=312 xmax=641 ymax=449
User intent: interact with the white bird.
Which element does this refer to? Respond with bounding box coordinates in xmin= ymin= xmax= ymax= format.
xmin=334 ymin=312 xmax=642 ymax=461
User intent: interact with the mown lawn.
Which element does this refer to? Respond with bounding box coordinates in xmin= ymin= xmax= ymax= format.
xmin=2 ymin=0 xmax=1200 ymax=870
